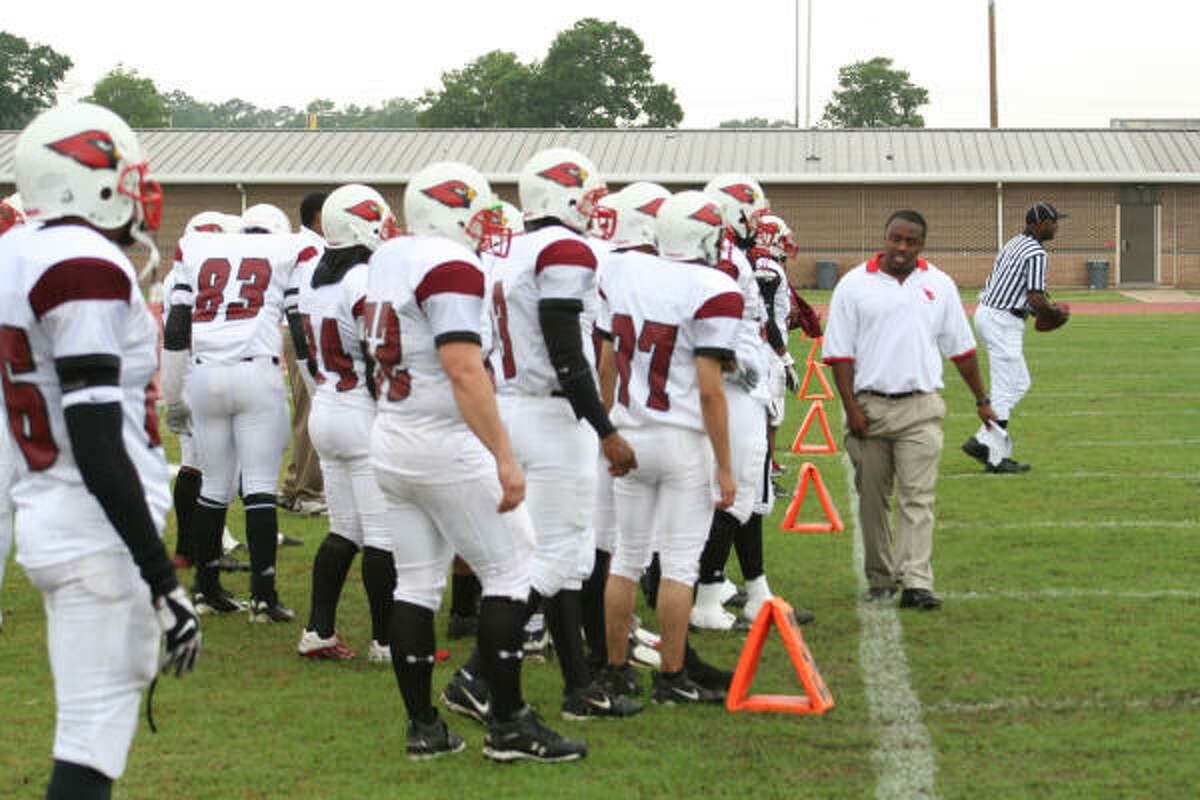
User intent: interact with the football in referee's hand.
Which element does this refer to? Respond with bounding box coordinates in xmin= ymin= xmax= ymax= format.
xmin=1035 ymin=302 xmax=1070 ymax=332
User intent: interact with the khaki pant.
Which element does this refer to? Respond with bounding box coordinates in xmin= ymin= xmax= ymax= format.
xmin=279 ymin=334 xmax=324 ymax=503
xmin=844 ymin=391 xmax=945 ymax=592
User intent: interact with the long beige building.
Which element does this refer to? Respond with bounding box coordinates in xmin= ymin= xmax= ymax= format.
xmin=4 ymin=127 xmax=1199 ymax=289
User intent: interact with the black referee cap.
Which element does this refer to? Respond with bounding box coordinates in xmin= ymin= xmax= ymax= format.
xmin=1026 ymin=202 xmax=1068 ymax=225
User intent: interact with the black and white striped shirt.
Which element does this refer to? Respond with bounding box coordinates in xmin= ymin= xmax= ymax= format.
xmin=979 ymin=232 xmax=1047 ymax=311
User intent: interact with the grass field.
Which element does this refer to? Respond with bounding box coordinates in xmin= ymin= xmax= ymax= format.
xmin=0 ymin=312 xmax=1197 ymax=799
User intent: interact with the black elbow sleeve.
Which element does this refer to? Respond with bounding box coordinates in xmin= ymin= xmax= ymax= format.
xmin=163 ymin=305 xmax=192 ymax=351
xmin=539 ymin=301 xmax=615 ymax=439
xmin=285 ymin=311 xmax=311 ymax=363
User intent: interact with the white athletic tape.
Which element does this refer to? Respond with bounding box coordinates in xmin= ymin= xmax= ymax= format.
xmin=843 ymin=452 xmax=940 ymax=800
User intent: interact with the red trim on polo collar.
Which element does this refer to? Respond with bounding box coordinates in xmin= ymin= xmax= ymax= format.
xmin=866 ymin=253 xmax=929 ymax=272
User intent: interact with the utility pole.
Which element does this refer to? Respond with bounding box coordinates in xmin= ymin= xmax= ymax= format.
xmin=988 ymin=0 xmax=999 ymax=128
xmin=804 ymin=0 xmax=813 ymax=128
xmin=794 ymin=0 xmax=800 ymax=127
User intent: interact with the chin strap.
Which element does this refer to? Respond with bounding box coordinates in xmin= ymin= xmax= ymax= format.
xmin=131 ymin=223 xmax=161 ymax=283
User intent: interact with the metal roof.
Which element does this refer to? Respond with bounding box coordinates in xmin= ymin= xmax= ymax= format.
xmin=3 ymin=127 xmax=1200 ymax=185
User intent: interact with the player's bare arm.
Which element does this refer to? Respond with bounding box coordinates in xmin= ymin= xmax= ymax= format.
xmin=829 ymin=360 xmax=869 ymax=437
xmin=439 ymin=340 xmax=526 ymax=512
xmin=696 ymin=354 xmax=735 ymax=509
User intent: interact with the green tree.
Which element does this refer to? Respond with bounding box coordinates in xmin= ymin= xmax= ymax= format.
xmin=418 ymin=50 xmax=538 ymax=128
xmin=163 ymin=89 xmax=218 ymax=127
xmin=0 ymin=32 xmax=72 ymax=128
xmin=86 ymin=65 xmax=170 ymax=127
xmin=535 ymin=18 xmax=681 ymax=127
xmin=718 ymin=117 xmax=795 ymax=128
xmin=820 ymin=56 xmax=928 ymax=128
xmin=356 ymin=97 xmax=419 ymax=128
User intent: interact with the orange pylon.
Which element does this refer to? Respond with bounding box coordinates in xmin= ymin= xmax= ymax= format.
xmin=780 ymin=462 xmax=844 ymax=533
xmin=726 ymin=596 xmax=834 ymax=715
xmin=803 ymin=336 xmax=823 ymax=365
xmin=797 ymin=358 xmax=833 ymax=400
xmin=790 ymin=400 xmax=837 ymax=454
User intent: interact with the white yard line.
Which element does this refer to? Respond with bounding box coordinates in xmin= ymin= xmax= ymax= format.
xmin=940 ymin=471 xmax=1200 ymax=481
xmin=937 ymin=519 xmax=1198 ymax=531
xmin=844 ymin=453 xmax=940 ymax=800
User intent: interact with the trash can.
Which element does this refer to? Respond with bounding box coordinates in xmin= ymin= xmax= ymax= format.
xmin=1086 ymin=259 xmax=1109 ymax=290
xmin=816 ymin=260 xmax=839 ymax=290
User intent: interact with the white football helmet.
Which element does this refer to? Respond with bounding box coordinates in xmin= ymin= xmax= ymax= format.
xmin=655 ymin=191 xmax=726 ymax=266
xmin=322 ymin=184 xmax=399 ymax=251
xmin=517 ymin=147 xmax=612 ymax=235
xmin=185 ymin=210 xmax=239 ymax=234
xmin=756 ymin=213 xmax=799 ymax=261
xmin=241 ymin=203 xmax=291 ymax=234
xmin=403 ymin=161 xmax=510 ymax=256
xmin=703 ymin=173 xmax=769 ymax=243
xmin=14 ymin=102 xmax=162 ymax=231
xmin=599 ymin=181 xmax=670 ymax=249
xmin=0 ymin=193 xmax=25 ymax=235
xmin=498 ymin=200 xmax=524 ymax=235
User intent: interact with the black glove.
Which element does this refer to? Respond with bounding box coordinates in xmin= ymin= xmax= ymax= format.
xmin=154 ymin=586 xmax=202 ymax=677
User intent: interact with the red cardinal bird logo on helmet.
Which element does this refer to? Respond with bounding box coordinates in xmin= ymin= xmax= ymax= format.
xmin=636 ymin=197 xmax=666 ymax=217
xmin=346 ymin=199 xmax=383 ymax=222
xmin=538 ymin=162 xmax=586 ymax=188
xmin=422 ymin=180 xmax=475 ymax=209
xmin=689 ymin=203 xmax=723 ymax=227
xmin=718 ymin=184 xmax=758 ymax=204
xmin=46 ymin=130 xmax=119 ymax=170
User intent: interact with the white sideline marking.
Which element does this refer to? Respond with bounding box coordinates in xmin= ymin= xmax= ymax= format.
xmin=941 ymin=471 xmax=1200 ymax=482
xmin=844 ymin=453 xmax=940 ymax=799
xmin=937 ymin=519 xmax=1198 ymax=531
xmin=928 ymin=692 xmax=1200 ymax=716
xmin=943 ymin=588 xmax=1200 ymax=601
xmin=1070 ymin=439 xmax=1200 ymax=447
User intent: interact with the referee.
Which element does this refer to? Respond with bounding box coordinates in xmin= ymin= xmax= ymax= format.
xmin=963 ymin=201 xmax=1066 ymax=473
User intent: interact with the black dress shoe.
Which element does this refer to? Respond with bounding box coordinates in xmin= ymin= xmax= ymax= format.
xmin=899 ymin=588 xmax=943 ymax=610
xmin=986 ymin=457 xmax=1031 ymax=474
xmin=961 ymin=436 xmax=989 ymax=466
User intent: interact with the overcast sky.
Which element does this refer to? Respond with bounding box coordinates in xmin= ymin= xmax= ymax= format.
xmin=5 ymin=0 xmax=1197 ymax=129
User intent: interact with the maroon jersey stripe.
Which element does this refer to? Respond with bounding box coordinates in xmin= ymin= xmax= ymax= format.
xmin=535 ymin=239 xmax=597 ymax=275
xmin=414 ymin=260 xmax=484 ymax=304
xmin=297 ymin=245 xmax=320 ymax=265
xmin=30 ymin=258 xmax=131 ymax=319
xmin=694 ymin=291 xmax=744 ymax=320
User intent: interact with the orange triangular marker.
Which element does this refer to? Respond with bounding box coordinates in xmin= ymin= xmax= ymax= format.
xmin=791 ymin=400 xmax=837 ymax=454
xmin=780 ymin=462 xmax=844 ymax=533
xmin=803 ymin=337 xmax=823 ymax=364
xmin=726 ymin=596 xmax=834 ymax=715
xmin=798 ymin=358 xmax=833 ymax=400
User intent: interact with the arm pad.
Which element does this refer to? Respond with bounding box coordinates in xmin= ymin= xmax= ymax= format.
xmin=65 ymin=401 xmax=177 ymax=598
xmin=539 ymin=300 xmax=615 ymax=439
xmin=163 ymin=304 xmax=191 ymax=351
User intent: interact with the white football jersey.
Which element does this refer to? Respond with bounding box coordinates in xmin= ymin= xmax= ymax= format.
xmin=596 ymin=250 xmax=743 ymax=432
xmin=754 ymin=254 xmax=792 ymax=341
xmin=487 ymin=225 xmax=599 ymax=395
xmin=716 ymin=247 xmax=771 ymax=397
xmin=171 ymin=231 xmax=318 ymax=362
xmin=364 ymin=234 xmax=487 ymax=430
xmin=0 ymin=223 xmax=170 ymax=569
xmin=298 ymin=259 xmax=374 ymax=411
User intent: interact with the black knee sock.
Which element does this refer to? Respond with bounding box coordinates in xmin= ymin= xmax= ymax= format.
xmin=171 ymin=467 xmax=202 ymax=560
xmin=192 ymin=499 xmax=227 ymax=594
xmin=733 ymin=513 xmax=765 ymax=582
xmin=388 ymin=601 xmax=437 ymax=723
xmin=698 ymin=510 xmax=739 ymax=584
xmin=244 ymin=494 xmax=279 ymax=600
xmin=361 ymin=545 xmax=396 ymax=644
xmin=46 ymin=760 xmax=112 ymax=800
xmin=477 ymin=595 xmax=527 ymax=720
xmin=580 ymin=548 xmax=610 ymax=669
xmin=545 ymin=589 xmax=591 ymax=691
xmin=450 ymin=571 xmax=481 ymax=618
xmin=641 ymin=552 xmax=662 ymax=609
xmin=307 ymin=533 xmax=358 ymax=637
xmin=997 ymin=419 xmax=1009 ymax=429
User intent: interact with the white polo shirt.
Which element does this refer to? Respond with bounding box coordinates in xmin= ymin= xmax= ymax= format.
xmin=822 ymin=254 xmax=976 ymax=395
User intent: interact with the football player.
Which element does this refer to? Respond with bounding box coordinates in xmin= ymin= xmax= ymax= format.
xmin=365 ymin=160 xmax=584 ymax=762
xmin=292 ymin=184 xmax=400 ymax=663
xmin=0 ymin=193 xmax=24 ymax=630
xmin=0 ymin=102 xmax=200 ymax=800
xmin=442 ymin=147 xmax=640 ymax=723
xmin=161 ymin=202 xmax=316 ymax=621
xmin=597 ymin=190 xmax=742 ymax=704
xmin=752 ymin=214 xmax=801 ymax=482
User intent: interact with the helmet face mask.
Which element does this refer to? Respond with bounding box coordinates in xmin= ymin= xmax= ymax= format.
xmin=756 ymin=213 xmax=798 ymax=260
xmin=322 ymin=184 xmax=399 ymax=251
xmin=518 ymin=147 xmax=607 ymax=234
xmin=15 ymin=102 xmax=161 ymax=232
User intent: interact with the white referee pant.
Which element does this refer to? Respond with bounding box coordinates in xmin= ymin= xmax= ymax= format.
xmin=973 ymin=305 xmax=1029 ymax=460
